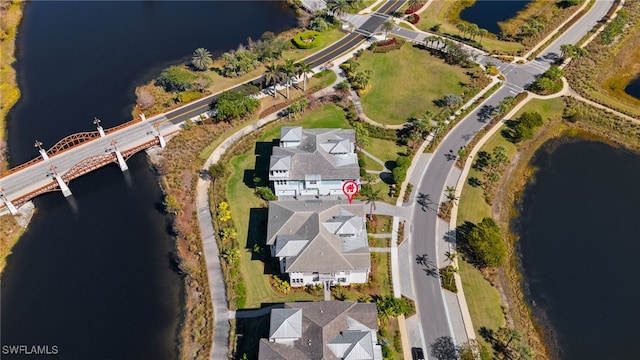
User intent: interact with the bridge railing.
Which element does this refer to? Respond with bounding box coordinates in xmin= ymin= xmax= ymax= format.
xmin=0 ymin=118 xmax=143 ymax=179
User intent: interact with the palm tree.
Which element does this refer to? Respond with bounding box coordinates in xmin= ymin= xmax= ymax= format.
xmin=360 ymin=185 xmax=381 ymax=218
xmin=467 ymin=23 xmax=479 ymax=40
xmin=382 ymin=20 xmax=394 ymax=40
xmin=280 ymin=59 xmax=296 ymax=99
xmin=296 ymin=61 xmax=312 ymax=91
xmin=445 ymin=251 xmax=457 ymax=265
xmin=264 ymin=63 xmax=281 ymax=98
xmin=326 ymin=0 xmax=350 ymax=19
xmin=191 ymin=48 xmax=213 ymax=71
xmin=456 ymin=23 xmax=467 ymax=38
xmin=478 ymin=28 xmax=488 ymax=43
xmin=448 ymin=265 xmax=458 ymax=286
xmin=445 ymin=186 xmax=458 ymax=204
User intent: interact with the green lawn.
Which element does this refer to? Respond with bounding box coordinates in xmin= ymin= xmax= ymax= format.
xmin=224 ymin=104 xmax=368 ymax=308
xmin=456 ymin=97 xmax=567 ymax=348
xmin=363 ymin=137 xmax=407 ymax=166
xmin=358 ymin=44 xmax=470 ymax=125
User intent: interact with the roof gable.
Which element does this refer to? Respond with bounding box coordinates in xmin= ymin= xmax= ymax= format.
xmin=269 ymin=308 xmax=302 ymax=340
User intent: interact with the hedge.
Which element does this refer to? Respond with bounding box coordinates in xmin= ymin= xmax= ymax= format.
xmin=292 ymin=30 xmax=321 ymax=49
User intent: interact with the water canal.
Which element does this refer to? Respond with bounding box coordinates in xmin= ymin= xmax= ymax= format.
xmin=460 ymin=0 xmax=534 ymax=34
xmin=1 ymin=1 xmax=296 ymax=359
xmin=516 ymin=138 xmax=640 ymax=359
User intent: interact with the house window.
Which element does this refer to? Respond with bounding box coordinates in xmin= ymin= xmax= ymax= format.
xmin=309 ymin=180 xmax=317 ymax=184
xmin=338 ymin=277 xmax=347 ymax=283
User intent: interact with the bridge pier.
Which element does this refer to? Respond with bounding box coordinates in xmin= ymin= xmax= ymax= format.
xmin=0 ymin=189 xmax=18 ymax=215
xmin=157 ymin=133 xmax=166 ymax=148
xmin=54 ymin=175 xmax=72 ymax=197
xmin=39 ymin=149 xmax=50 ymax=161
xmin=140 ymin=113 xmax=146 ymax=122
xmin=114 ymin=149 xmax=129 ymax=171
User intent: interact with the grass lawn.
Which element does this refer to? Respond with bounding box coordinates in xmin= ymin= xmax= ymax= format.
xmin=363 ymin=137 xmax=407 ymax=166
xmin=456 ymin=97 xmax=566 ymax=349
xmin=369 ymin=236 xmax=390 ymax=247
xmin=224 ymin=104 xmax=360 ymax=308
xmin=358 ymin=44 xmax=471 ymax=125
xmin=368 ymin=214 xmax=393 ymax=234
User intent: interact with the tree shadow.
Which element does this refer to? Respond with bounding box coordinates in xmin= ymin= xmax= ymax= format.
xmin=380 ymin=172 xmax=394 ymax=185
xmin=234 ymin=313 xmax=271 ymax=360
xmin=468 ymin=177 xmax=483 ymax=188
xmin=477 ymin=104 xmax=496 ymax=123
xmin=417 ymin=192 xmax=437 ymax=212
xmin=385 ymin=160 xmax=397 ymax=171
xmin=501 ymin=119 xmax=519 ymax=143
xmin=455 ymin=221 xmax=486 ymax=268
xmin=247 ymin=207 xmax=277 ymax=274
xmin=253 ymin=140 xmax=277 ymax=187
xmin=416 ymin=253 xmax=439 ymax=279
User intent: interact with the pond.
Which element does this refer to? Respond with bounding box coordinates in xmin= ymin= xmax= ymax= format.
xmin=624 ymin=75 xmax=640 ymax=100
xmin=517 ymin=137 xmax=640 ymax=359
xmin=460 ymin=0 xmax=534 ymax=34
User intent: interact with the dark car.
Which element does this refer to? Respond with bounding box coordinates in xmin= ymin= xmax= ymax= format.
xmin=411 ymin=347 xmax=425 ymax=360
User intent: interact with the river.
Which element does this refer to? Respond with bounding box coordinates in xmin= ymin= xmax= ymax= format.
xmin=516 ymin=137 xmax=640 ymax=359
xmin=1 ymin=1 xmax=296 ymax=359
xmin=460 ymin=0 xmax=534 ymax=34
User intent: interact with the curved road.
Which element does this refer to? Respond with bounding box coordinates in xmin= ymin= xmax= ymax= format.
xmin=406 ymin=0 xmax=616 ymax=351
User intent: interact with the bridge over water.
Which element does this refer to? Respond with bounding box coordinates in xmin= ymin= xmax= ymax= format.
xmin=0 ymin=113 xmax=182 ymax=214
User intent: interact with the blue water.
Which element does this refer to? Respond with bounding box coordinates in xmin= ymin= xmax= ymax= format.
xmin=625 ymin=76 xmax=640 ymax=99
xmin=460 ymin=0 xmax=534 ymax=34
xmin=518 ymin=138 xmax=640 ymax=359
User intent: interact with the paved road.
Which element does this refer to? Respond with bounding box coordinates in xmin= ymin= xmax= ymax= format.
xmin=404 ymin=0 xmax=616 ymax=351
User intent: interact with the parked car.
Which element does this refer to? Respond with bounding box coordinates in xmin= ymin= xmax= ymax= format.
xmin=411 ymin=347 xmax=425 ymax=360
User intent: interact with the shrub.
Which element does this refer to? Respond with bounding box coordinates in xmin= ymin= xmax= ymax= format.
xmin=407 ymin=13 xmax=420 ymax=25
xmin=255 ymin=186 xmax=277 ymax=201
xmin=156 ymin=66 xmax=197 ymax=92
xmin=212 ymin=88 xmax=260 ymax=122
xmin=292 ymin=30 xmax=321 ymax=49
xmin=217 ymin=202 xmax=232 ymax=222
xmin=175 ymin=91 xmax=203 ymax=103
xmin=392 ymin=166 xmax=407 ymax=184
xmin=372 ymin=38 xmax=405 ymax=53
xmin=271 ymin=276 xmax=291 ymax=294
xmin=360 ymin=168 xmax=367 ymax=177
xmin=439 ymin=266 xmax=458 ymax=292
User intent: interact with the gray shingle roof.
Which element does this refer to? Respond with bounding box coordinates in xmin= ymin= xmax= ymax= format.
xmin=266 ymin=200 xmax=370 ymax=273
xmin=269 ymin=308 xmax=303 ymax=340
xmin=259 ymin=302 xmax=381 ymax=360
xmin=280 ymin=126 xmax=303 ymax=142
xmin=270 ymin=128 xmax=359 ymax=180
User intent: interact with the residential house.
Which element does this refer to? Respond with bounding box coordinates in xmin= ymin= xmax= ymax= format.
xmin=266 ymin=200 xmax=370 ymax=287
xmin=269 ymin=127 xmax=360 ymax=198
xmin=259 ymin=301 xmax=383 ymax=360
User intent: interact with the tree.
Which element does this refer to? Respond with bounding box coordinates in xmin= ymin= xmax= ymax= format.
xmin=280 ymin=59 xmax=297 ymax=99
xmin=208 ymin=163 xmax=226 ymax=182
xmin=360 ymin=185 xmax=381 ymax=218
xmin=497 ymin=96 xmax=515 ymax=115
xmin=456 ymin=23 xmax=467 ymax=37
xmin=445 ymin=186 xmax=458 ymax=204
xmin=264 ymin=62 xmax=281 ymax=97
xmin=467 ymin=23 xmax=479 ymax=40
xmin=430 ymin=336 xmax=459 ymax=360
xmin=296 ymin=61 xmax=312 ymax=91
xmin=326 ymin=0 xmax=350 ymax=19
xmin=213 ymin=88 xmax=260 ymax=122
xmin=478 ymin=28 xmax=488 ymax=43
xmin=163 ymin=194 xmax=180 ymax=214
xmin=467 ymin=217 xmax=506 ymax=267
xmin=382 ymin=20 xmax=394 ymax=40
xmin=191 ymin=47 xmax=213 ymax=71
xmin=441 ymin=94 xmax=463 ymax=109
xmin=156 ymin=66 xmax=197 ymax=92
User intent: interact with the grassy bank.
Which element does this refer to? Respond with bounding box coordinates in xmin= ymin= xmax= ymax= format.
xmin=0 ymin=0 xmax=26 ymax=274
xmin=565 ymin=0 xmax=640 ymax=118
xmin=358 ymin=43 xmax=487 ymax=125
xmin=457 ymin=96 xmax=640 ymax=359
xmin=133 ymin=27 xmax=345 ymax=118
xmin=416 ymin=0 xmax=586 ymax=55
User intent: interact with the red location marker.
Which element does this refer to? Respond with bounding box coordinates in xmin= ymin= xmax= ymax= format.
xmin=342 ymin=180 xmax=359 ymax=204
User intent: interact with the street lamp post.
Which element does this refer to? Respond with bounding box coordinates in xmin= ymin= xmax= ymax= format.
xmin=94 ymin=117 xmax=106 ymax=137
xmin=35 ymin=140 xmax=49 ymax=161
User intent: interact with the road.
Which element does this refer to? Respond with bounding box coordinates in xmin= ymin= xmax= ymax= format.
xmin=403 ymin=0 xmax=616 ymax=351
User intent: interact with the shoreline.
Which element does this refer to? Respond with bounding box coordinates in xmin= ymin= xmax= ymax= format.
xmin=490 ymin=105 xmax=640 ymax=359
xmin=0 ymin=0 xmax=27 ymax=275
